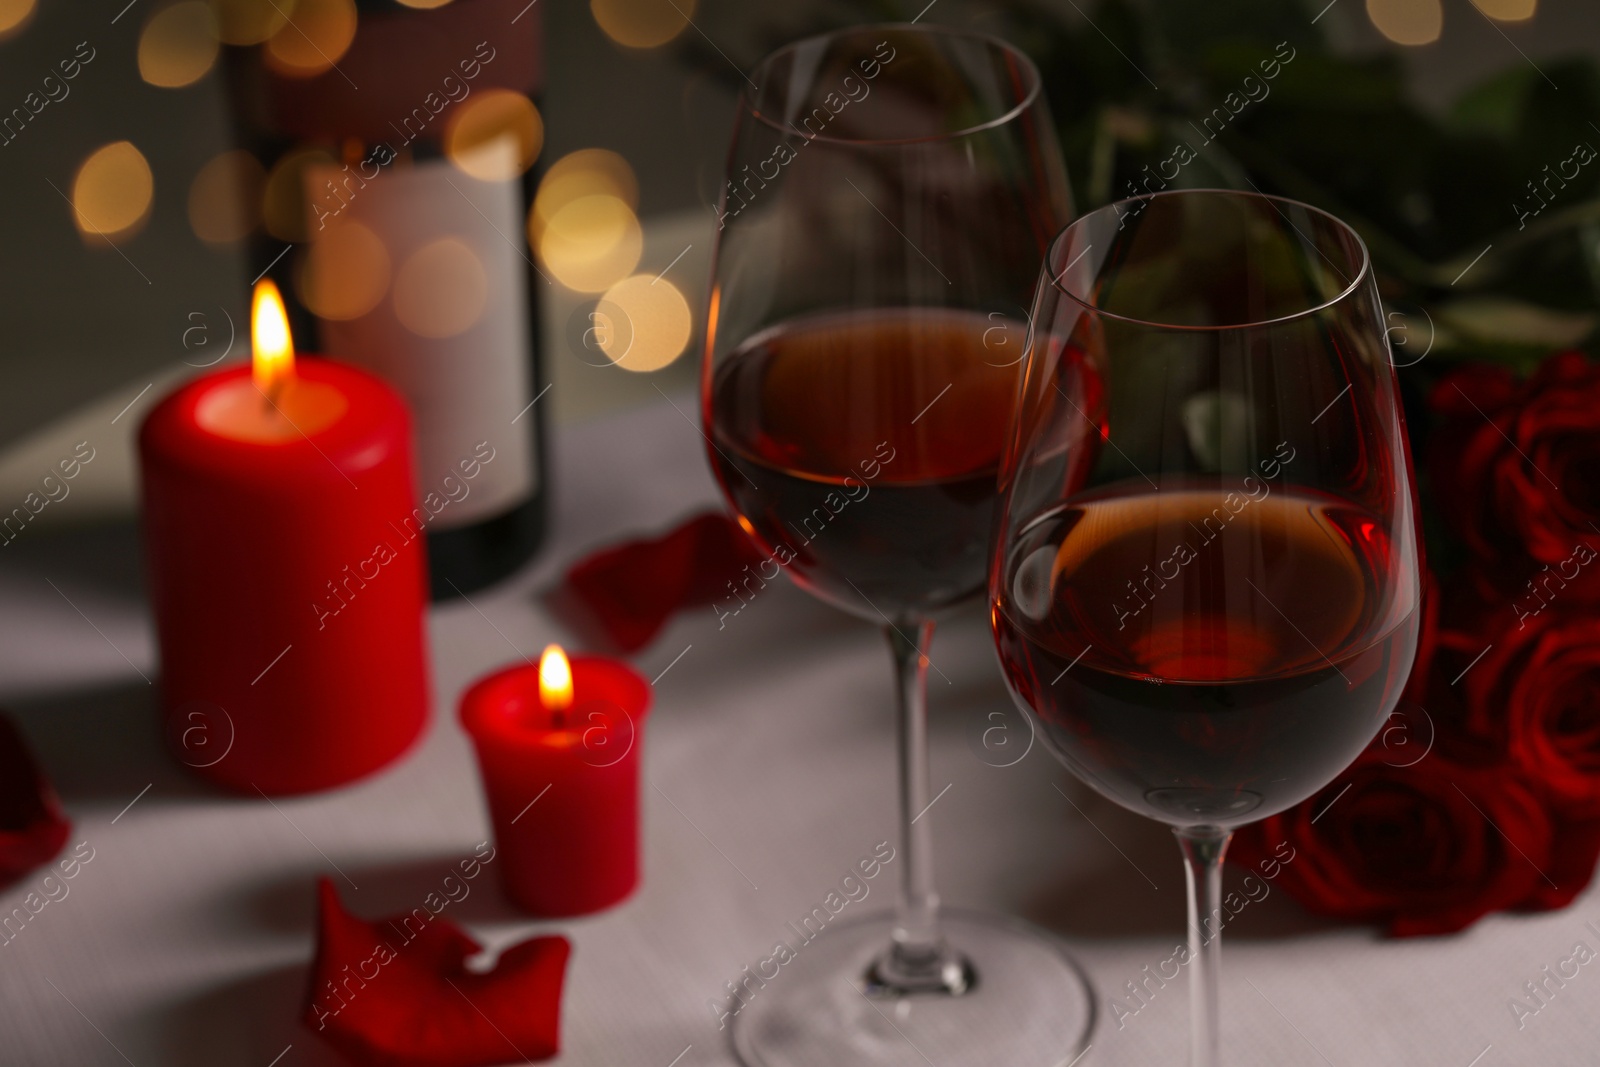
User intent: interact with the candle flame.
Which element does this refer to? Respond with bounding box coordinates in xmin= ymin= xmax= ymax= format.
xmin=539 ymin=644 xmax=573 ymax=714
xmin=252 ymin=278 xmax=295 ymax=396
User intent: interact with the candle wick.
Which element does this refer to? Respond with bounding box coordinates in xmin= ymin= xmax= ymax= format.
xmin=551 ymin=709 xmax=565 ymax=729
xmin=267 ymin=378 xmax=290 ymax=408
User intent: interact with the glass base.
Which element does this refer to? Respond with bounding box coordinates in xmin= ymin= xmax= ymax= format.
xmin=729 ymin=908 xmax=1096 ymax=1067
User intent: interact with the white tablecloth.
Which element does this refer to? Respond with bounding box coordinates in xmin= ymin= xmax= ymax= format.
xmin=0 ymin=394 xmax=1593 ymax=1066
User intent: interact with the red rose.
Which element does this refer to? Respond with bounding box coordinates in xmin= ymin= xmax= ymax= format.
xmin=1399 ymin=569 xmax=1440 ymax=705
xmin=1429 ymin=353 xmax=1600 ymax=600
xmin=1231 ymin=751 xmax=1600 ymax=936
xmin=1527 ymin=807 xmax=1600 ymax=912
xmin=1231 ymin=352 xmax=1600 ymax=936
xmin=1450 ymin=601 xmax=1600 ymax=811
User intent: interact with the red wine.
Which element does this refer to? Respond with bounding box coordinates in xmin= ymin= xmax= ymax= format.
xmin=709 ymin=308 xmax=1021 ymax=618
xmin=993 ymin=487 xmax=1419 ymax=825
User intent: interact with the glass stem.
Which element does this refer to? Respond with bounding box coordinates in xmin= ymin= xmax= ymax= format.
xmin=1176 ymin=825 xmax=1232 ymax=1067
xmin=869 ymin=619 xmax=971 ymax=996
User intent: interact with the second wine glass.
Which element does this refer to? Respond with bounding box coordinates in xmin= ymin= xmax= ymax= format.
xmin=703 ymin=23 xmax=1092 ymax=1067
xmin=992 ymin=190 xmax=1423 ymax=1066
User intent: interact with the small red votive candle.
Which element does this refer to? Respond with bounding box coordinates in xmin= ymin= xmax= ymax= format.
xmin=460 ymin=645 xmax=651 ymax=916
xmin=139 ymin=281 xmax=430 ymax=795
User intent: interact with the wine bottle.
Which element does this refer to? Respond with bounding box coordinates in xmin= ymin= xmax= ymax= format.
xmin=219 ymin=0 xmax=548 ymax=597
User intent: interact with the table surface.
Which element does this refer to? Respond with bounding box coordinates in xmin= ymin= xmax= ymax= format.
xmin=0 ymin=392 xmax=1595 ymax=1067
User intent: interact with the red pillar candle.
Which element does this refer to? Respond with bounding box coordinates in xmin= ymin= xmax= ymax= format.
xmin=459 ymin=645 xmax=651 ymax=916
xmin=139 ymin=281 xmax=429 ymax=795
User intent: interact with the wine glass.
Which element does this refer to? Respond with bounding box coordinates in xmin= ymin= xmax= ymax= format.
xmin=991 ymin=189 xmax=1423 ymax=1066
xmin=702 ymin=23 xmax=1093 ymax=1067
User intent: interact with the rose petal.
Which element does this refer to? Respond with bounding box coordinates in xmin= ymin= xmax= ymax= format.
xmin=551 ymin=512 xmax=767 ymax=653
xmin=304 ymin=878 xmax=570 ymax=1067
xmin=0 ymin=711 xmax=71 ymax=890
xmin=1456 ymin=604 xmax=1600 ymax=808
xmin=1428 ymin=365 xmax=1517 ymax=415
xmin=1517 ymin=807 xmax=1600 ymax=912
xmin=1427 ymin=353 xmax=1600 ymax=595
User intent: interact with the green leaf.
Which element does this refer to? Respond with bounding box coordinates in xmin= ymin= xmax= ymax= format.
xmin=1449 ymin=66 xmax=1537 ymax=140
xmin=1436 ymin=296 xmax=1596 ymax=349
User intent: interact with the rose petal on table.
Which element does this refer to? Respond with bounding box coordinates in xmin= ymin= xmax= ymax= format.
xmin=0 ymin=711 xmax=72 ymax=890
xmin=303 ymin=878 xmax=569 ymax=1067
xmin=548 ymin=510 xmax=766 ymax=652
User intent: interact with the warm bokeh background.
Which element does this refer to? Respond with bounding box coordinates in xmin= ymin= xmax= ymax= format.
xmin=0 ymin=0 xmax=1596 ymax=446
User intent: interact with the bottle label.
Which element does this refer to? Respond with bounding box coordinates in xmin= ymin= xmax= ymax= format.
xmin=304 ymin=143 xmax=537 ymax=529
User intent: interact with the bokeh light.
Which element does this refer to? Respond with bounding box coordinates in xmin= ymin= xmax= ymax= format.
xmin=394 ymin=238 xmax=488 ymax=338
xmin=596 ymin=273 xmax=693 ymax=372
xmin=211 ymin=0 xmax=292 ymax=45
xmin=139 ymin=2 xmax=220 ymax=88
xmin=529 ymin=148 xmax=639 ymax=265
xmin=297 ymin=220 xmax=391 ymax=320
xmin=536 ymin=194 xmax=643 ymax=293
xmin=533 ymin=149 xmax=638 ymax=228
xmin=188 ymin=149 xmax=266 ymax=244
xmin=72 ymin=142 xmax=154 ymax=239
xmin=395 ymin=0 xmax=452 ymax=7
xmin=1366 ymin=0 xmax=1443 ymax=45
xmin=264 ymin=0 xmax=357 ymax=76
xmin=591 ymin=0 xmax=693 ymax=48
xmin=1473 ymin=0 xmax=1535 ymax=19
xmin=0 ymin=0 xmax=36 ymax=37
xmin=444 ymin=90 xmax=544 ymax=181
xmin=262 ymin=145 xmax=337 ymax=242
